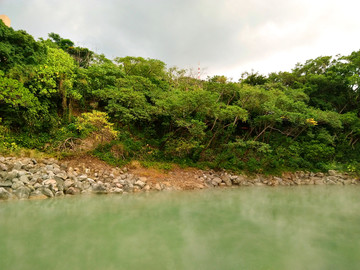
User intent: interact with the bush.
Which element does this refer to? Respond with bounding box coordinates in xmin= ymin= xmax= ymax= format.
xmin=75 ymin=110 xmax=118 ymax=141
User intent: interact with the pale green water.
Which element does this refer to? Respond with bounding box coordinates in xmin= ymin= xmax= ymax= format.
xmin=0 ymin=186 xmax=359 ymax=270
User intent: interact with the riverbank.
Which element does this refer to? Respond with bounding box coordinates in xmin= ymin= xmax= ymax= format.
xmin=0 ymin=155 xmax=359 ymax=200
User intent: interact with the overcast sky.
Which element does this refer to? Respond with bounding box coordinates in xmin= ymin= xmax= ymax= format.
xmin=1 ymin=0 xmax=360 ymax=80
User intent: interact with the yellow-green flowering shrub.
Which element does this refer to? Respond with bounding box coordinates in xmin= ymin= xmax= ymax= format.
xmin=75 ymin=110 xmax=118 ymax=142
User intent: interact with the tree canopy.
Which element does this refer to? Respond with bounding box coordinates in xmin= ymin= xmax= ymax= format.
xmin=1 ymin=21 xmax=360 ymax=173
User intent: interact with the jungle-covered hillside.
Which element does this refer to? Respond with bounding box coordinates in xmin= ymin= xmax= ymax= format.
xmin=1 ymin=20 xmax=360 ymax=174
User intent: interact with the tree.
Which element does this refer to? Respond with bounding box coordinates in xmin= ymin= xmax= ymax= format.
xmin=74 ymin=55 xmax=124 ymax=106
xmin=28 ymin=47 xmax=77 ymax=118
xmin=48 ymin=33 xmax=94 ymax=68
xmin=0 ymin=20 xmax=46 ymax=71
xmin=93 ymin=76 xmax=157 ymax=125
xmin=240 ymin=71 xmax=268 ymax=86
xmin=115 ymin=56 xmax=168 ymax=87
xmin=0 ymin=71 xmax=39 ymax=128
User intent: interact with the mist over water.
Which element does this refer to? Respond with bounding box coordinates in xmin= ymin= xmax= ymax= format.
xmin=0 ymin=186 xmax=359 ymax=270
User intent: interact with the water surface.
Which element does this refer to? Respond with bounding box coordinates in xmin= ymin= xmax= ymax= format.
xmin=0 ymin=186 xmax=359 ymax=270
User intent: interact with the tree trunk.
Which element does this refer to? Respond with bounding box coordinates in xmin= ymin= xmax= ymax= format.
xmin=59 ymin=73 xmax=67 ymax=116
xmin=253 ymin=124 xmax=271 ymax=141
xmin=68 ymin=98 xmax=73 ymax=122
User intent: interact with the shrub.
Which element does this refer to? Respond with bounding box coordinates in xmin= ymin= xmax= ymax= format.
xmin=75 ymin=110 xmax=118 ymax=140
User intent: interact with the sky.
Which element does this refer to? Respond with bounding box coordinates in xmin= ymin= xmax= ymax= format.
xmin=1 ymin=0 xmax=360 ymax=80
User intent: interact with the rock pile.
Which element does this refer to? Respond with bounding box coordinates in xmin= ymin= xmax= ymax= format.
xmin=0 ymin=156 xmax=358 ymax=201
xmin=199 ymin=170 xmax=359 ymax=187
xmin=0 ymin=156 xmax=154 ymax=200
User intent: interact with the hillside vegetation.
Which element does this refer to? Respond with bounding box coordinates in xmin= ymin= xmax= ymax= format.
xmin=1 ymin=20 xmax=360 ymax=174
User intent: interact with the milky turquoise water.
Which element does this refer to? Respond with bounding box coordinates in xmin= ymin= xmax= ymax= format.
xmin=0 ymin=186 xmax=359 ymax=270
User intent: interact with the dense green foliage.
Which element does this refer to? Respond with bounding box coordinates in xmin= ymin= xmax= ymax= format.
xmin=1 ymin=21 xmax=360 ymax=173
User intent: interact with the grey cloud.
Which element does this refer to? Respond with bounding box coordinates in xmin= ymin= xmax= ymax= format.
xmin=2 ymin=0 xmax=360 ymax=78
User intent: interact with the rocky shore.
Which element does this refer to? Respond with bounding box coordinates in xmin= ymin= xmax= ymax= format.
xmin=0 ymin=156 xmax=359 ymax=201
